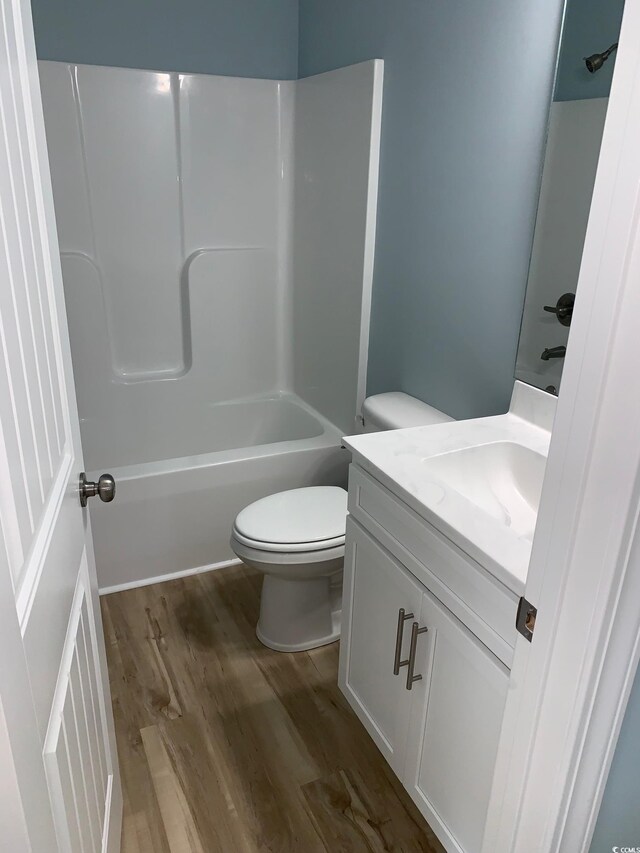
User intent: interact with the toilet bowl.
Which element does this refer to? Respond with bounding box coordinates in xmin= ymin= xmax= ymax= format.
xmin=230 ymin=392 xmax=454 ymax=652
xmin=230 ymin=486 xmax=347 ymax=652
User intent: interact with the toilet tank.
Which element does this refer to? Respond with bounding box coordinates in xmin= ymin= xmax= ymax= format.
xmin=362 ymin=392 xmax=453 ymax=432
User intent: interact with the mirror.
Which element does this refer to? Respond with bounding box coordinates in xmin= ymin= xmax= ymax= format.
xmin=516 ymin=0 xmax=626 ymax=395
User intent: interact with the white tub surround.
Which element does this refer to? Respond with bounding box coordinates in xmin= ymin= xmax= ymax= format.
xmin=342 ymin=381 xmax=555 ymax=596
xmin=292 ymin=62 xmax=383 ymax=431
xmin=39 ymin=59 xmax=382 ymax=438
xmin=339 ymin=381 xmax=555 ymax=853
xmin=39 ymin=59 xmax=383 ymax=590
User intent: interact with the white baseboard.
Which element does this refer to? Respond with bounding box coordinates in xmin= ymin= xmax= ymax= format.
xmin=98 ymin=558 xmax=242 ymax=596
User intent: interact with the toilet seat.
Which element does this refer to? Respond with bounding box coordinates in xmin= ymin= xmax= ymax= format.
xmin=233 ymin=486 xmax=347 ymax=553
xmin=230 ymin=534 xmax=345 ymax=568
xmin=231 ymin=527 xmax=345 ymax=553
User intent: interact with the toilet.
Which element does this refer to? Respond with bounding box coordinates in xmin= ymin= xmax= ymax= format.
xmin=230 ymin=392 xmax=453 ymax=652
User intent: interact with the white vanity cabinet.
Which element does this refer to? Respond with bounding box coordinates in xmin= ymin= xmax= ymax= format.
xmin=338 ymin=517 xmax=425 ymax=776
xmin=403 ymin=583 xmax=509 ymax=853
xmin=339 ymin=466 xmax=516 ymax=853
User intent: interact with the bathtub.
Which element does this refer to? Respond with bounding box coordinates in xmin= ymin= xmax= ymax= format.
xmin=87 ymin=394 xmax=351 ymax=593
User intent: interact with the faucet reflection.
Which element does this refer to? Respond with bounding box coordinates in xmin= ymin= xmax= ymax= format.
xmin=540 ymin=345 xmax=566 ymax=361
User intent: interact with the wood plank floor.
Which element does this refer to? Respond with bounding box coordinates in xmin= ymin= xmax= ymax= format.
xmin=101 ymin=563 xmax=445 ymax=852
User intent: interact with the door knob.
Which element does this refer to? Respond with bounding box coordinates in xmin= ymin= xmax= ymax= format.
xmin=79 ymin=472 xmax=116 ymax=507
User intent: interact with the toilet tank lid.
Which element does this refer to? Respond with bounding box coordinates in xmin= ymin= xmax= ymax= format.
xmin=362 ymin=392 xmax=453 ymax=430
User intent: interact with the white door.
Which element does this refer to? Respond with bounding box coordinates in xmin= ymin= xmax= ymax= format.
xmin=0 ymin=0 xmax=122 ymax=850
xmin=404 ymin=588 xmax=509 ymax=853
xmin=339 ymin=518 xmax=423 ymax=775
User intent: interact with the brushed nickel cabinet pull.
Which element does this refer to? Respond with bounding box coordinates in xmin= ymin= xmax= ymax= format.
xmin=406 ymin=622 xmax=428 ymax=690
xmin=393 ymin=608 xmax=414 ymax=675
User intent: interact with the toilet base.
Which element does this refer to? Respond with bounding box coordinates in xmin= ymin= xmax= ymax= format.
xmin=256 ymin=612 xmax=341 ymax=652
xmin=256 ymin=574 xmax=342 ymax=652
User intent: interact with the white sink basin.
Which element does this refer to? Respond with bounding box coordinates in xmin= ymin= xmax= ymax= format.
xmin=343 ymin=382 xmax=556 ymax=591
xmin=422 ymin=441 xmax=546 ymax=540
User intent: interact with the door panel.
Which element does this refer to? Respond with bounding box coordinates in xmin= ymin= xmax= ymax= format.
xmin=0 ymin=1 xmax=67 ymax=578
xmin=44 ymin=557 xmax=112 ymax=853
xmin=339 ymin=517 xmax=424 ymax=774
xmin=0 ymin=0 xmax=122 ymax=848
xmin=20 ymin=473 xmax=88 ymax=738
xmin=405 ymin=589 xmax=509 ymax=853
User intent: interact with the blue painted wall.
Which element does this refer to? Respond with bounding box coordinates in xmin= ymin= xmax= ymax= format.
xmin=299 ymin=0 xmax=565 ymax=419
xmin=554 ymin=0 xmax=625 ymax=101
xmin=590 ymin=665 xmax=640 ymax=851
xmin=31 ymin=0 xmax=299 ymax=79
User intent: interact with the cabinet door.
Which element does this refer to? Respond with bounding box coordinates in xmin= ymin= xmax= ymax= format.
xmin=404 ymin=588 xmax=509 ymax=853
xmin=339 ymin=517 xmax=424 ymax=775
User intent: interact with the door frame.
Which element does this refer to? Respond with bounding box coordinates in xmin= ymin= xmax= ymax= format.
xmin=483 ymin=0 xmax=640 ymax=849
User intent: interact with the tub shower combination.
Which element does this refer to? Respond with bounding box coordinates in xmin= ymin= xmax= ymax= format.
xmin=41 ymin=59 xmax=383 ymax=591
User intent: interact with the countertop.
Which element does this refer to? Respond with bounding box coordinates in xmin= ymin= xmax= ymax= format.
xmin=343 ymin=382 xmax=555 ymax=595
